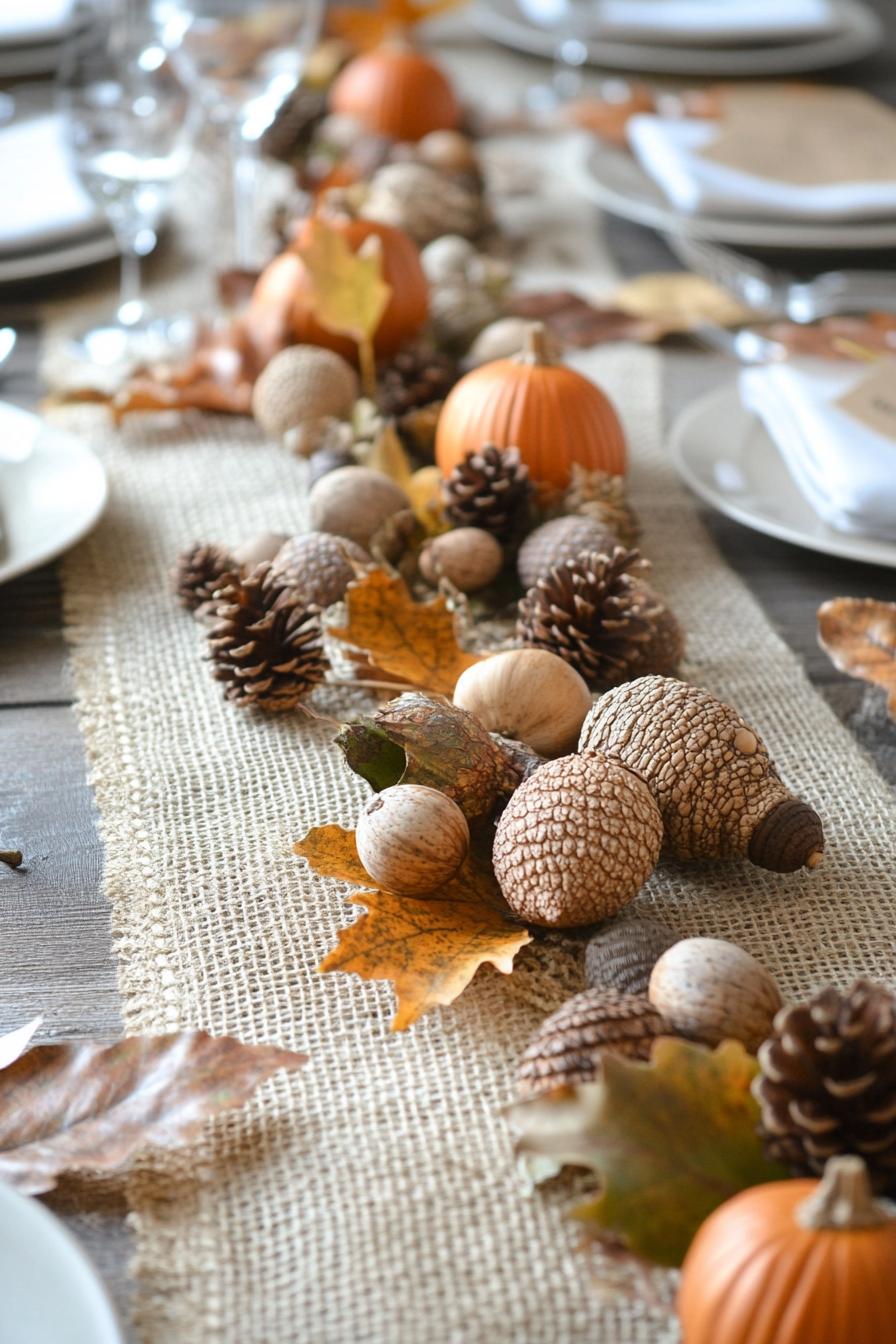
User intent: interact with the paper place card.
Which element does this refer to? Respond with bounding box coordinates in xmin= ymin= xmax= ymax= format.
xmin=699 ymin=87 xmax=896 ymax=187
xmin=835 ymin=359 xmax=896 ymax=442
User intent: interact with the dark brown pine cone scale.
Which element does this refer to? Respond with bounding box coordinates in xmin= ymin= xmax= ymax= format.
xmin=442 ymin=443 xmax=534 ymax=546
xmin=376 ymin=346 xmax=459 ymax=418
xmin=173 ymin=542 xmax=237 ymax=614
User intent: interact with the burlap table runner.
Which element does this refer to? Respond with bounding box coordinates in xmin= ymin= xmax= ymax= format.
xmin=48 ymin=77 xmax=896 ymax=1344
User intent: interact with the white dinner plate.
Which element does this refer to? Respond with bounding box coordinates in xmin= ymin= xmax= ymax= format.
xmin=0 ymin=401 xmax=108 ymax=585
xmin=0 ymin=230 xmax=119 ymax=284
xmin=575 ymin=139 xmax=896 ymax=251
xmin=669 ymin=383 xmax=896 ymax=569
xmin=0 ymin=1183 xmax=122 ymax=1344
xmin=472 ymin=0 xmax=882 ymax=76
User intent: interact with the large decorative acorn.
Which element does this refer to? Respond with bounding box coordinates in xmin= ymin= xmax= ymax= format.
xmin=579 ymin=675 xmax=824 ymax=872
xmin=435 ymin=324 xmax=626 ymax=489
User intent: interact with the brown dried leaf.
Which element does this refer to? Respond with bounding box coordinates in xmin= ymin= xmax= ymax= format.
xmin=765 ymin=313 xmax=896 ymax=361
xmin=0 ymin=1030 xmax=306 ymax=1194
xmin=507 ymin=290 xmax=662 ymax=348
xmin=818 ymin=597 xmax=896 ymax=716
xmin=610 ymin=272 xmax=753 ymax=332
xmin=564 ymin=87 xmax=656 ymax=146
xmin=329 ymin=568 xmax=484 ymax=696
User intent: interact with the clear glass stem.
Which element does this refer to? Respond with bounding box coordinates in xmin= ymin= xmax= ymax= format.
xmin=117 ymin=246 xmax=144 ymax=327
xmin=231 ymin=120 xmax=259 ymax=270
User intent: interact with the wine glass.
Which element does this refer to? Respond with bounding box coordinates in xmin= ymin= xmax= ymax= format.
xmin=516 ymin=0 xmax=593 ymax=113
xmin=58 ymin=9 xmax=198 ymax=365
xmin=153 ymin=0 xmax=324 ymax=269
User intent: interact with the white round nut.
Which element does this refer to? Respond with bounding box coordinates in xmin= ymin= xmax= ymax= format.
xmin=454 ymin=648 xmax=592 ymax=758
xmin=648 ymin=936 xmax=783 ymax=1053
xmin=355 ymin=784 xmax=470 ymax=896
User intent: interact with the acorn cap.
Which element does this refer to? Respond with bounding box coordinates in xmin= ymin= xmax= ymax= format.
xmin=517 ymin=987 xmax=667 ymax=1099
xmin=492 ymin=749 xmax=663 ymax=928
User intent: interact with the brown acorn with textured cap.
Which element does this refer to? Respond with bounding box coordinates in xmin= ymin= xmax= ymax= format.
xmin=754 ymin=980 xmax=896 ymax=1193
xmin=516 ymin=987 xmax=668 ymax=1099
xmin=270 ymin=532 xmax=370 ymax=608
xmin=579 ymin=675 xmax=825 ymax=873
xmin=518 ymin=548 xmax=683 ymax=689
xmin=492 ymin=750 xmax=663 ymax=928
xmin=585 ymin=917 xmax=678 ymax=996
xmin=207 ymin=563 xmax=327 ymax=711
xmin=516 ymin=515 xmax=619 ymax=591
xmin=442 ymin=443 xmax=534 ymax=547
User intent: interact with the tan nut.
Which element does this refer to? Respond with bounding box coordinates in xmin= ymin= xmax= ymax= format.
xmin=648 ymin=936 xmax=783 ymax=1053
xmin=453 ymin=648 xmax=592 ymax=758
xmin=356 ymin=784 xmax=470 ymax=896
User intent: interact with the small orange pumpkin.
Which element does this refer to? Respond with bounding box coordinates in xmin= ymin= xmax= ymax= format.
xmin=679 ymin=1156 xmax=896 ymax=1344
xmin=329 ymin=43 xmax=460 ymax=143
xmin=247 ymin=211 xmax=428 ymax=364
xmin=435 ymin=324 xmax=626 ymax=489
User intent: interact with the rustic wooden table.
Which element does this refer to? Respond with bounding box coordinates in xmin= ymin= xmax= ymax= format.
xmin=1 ymin=9 xmax=895 ymax=1338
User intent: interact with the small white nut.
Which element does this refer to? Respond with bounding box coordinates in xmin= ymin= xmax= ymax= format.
xmin=416 ymin=129 xmax=479 ymax=174
xmin=232 ymin=532 xmax=290 ymax=571
xmin=420 ymin=234 xmax=478 ymax=285
xmin=419 ymin=527 xmax=503 ymax=593
xmin=454 ymin=648 xmax=592 ymax=758
xmin=308 ymin=466 xmax=409 ymax=549
xmin=648 ymin=937 xmax=783 ymax=1053
xmin=356 ymin=784 xmax=470 ymax=896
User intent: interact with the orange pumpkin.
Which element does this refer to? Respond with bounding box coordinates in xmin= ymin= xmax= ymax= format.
xmin=247 ymin=212 xmax=428 ymax=364
xmin=435 ymin=324 xmax=626 ymax=488
xmin=679 ymin=1156 xmax=896 ymax=1344
xmin=329 ymin=44 xmax=460 ymax=143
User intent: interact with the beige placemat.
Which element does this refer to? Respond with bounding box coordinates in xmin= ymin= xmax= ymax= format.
xmin=51 ymin=116 xmax=896 ymax=1344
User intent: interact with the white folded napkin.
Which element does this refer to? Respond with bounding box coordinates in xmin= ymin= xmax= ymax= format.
xmin=0 ymin=114 xmax=103 ymax=255
xmin=592 ymin=0 xmax=836 ymax=45
xmin=740 ymin=359 xmax=896 ymax=539
xmin=627 ymin=111 xmax=896 ymax=220
xmin=0 ymin=0 xmax=79 ymax=46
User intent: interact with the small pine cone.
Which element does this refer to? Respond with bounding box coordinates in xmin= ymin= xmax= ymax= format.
xmin=207 ymin=563 xmax=327 ymax=712
xmin=517 ymin=515 xmax=619 ymax=590
xmin=442 ymin=444 xmax=534 ymax=546
xmin=562 ymin=465 xmax=641 ymax=547
xmin=260 ymin=85 xmax=327 ymax=164
xmin=517 ymin=987 xmax=667 ymax=1099
xmin=517 ymin=548 xmax=681 ymax=689
xmin=173 ymin=542 xmax=237 ymax=614
xmin=376 ymin=345 xmax=459 ymax=418
xmin=754 ymin=981 xmax=896 ymax=1194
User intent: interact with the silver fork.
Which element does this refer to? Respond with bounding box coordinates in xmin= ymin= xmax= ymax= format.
xmin=669 ymin=235 xmax=896 ymax=322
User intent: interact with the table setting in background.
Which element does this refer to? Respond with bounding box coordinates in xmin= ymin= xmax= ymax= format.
xmin=1 ymin=3 xmax=896 ymax=1343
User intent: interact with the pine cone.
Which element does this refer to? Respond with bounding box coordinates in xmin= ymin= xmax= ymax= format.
xmin=207 ymin=564 xmax=327 ymax=711
xmin=754 ymin=981 xmax=896 ymax=1193
xmin=517 ymin=548 xmax=682 ymax=689
xmin=376 ymin=345 xmax=459 ymax=418
xmin=173 ymin=542 xmax=237 ymax=614
xmin=260 ymin=85 xmax=327 ymax=165
xmin=442 ymin=444 xmax=534 ymax=546
xmin=562 ymin=465 xmax=641 ymax=547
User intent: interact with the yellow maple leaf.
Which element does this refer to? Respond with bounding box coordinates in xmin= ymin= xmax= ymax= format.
xmin=295 ymin=827 xmax=531 ymax=1030
xmin=329 ymin=568 xmax=483 ymax=696
xmin=328 ymin=0 xmax=468 ymax=50
xmin=296 ymin=218 xmax=392 ymax=392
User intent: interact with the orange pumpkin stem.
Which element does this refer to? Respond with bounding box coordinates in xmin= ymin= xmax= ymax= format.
xmin=796 ymin=1156 xmax=891 ymax=1231
xmin=519 ymin=323 xmax=552 ymax=367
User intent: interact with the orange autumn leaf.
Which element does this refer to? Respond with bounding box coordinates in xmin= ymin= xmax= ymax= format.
xmin=293 ymin=824 xmax=371 ymax=884
xmin=329 ymin=568 xmax=483 ymax=696
xmin=818 ymin=597 xmax=896 ymax=717
xmin=328 ymin=0 xmax=467 ymax=50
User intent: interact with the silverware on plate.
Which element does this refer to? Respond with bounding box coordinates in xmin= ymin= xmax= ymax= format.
xmin=669 ymin=235 xmax=896 ymax=322
xmin=0 ymin=327 xmax=16 ymax=371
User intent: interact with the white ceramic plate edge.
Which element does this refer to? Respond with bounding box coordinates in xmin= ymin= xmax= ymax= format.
xmin=0 ymin=231 xmax=119 ymax=284
xmin=574 ymin=140 xmax=896 ymax=251
xmin=471 ymin=0 xmax=882 ymax=76
xmin=0 ymin=407 xmax=108 ymax=585
xmin=0 ymin=1183 xmax=122 ymax=1344
xmin=668 ymin=383 xmax=896 ymax=569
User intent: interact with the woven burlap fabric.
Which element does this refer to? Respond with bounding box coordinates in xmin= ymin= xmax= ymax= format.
xmin=49 ymin=83 xmax=896 ymax=1342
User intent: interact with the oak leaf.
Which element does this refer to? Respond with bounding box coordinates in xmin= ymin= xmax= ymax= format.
xmin=295 ymin=828 xmax=531 ymax=1029
xmin=329 ymin=568 xmax=483 ymax=695
xmin=765 ymin=313 xmax=896 ymax=361
xmin=508 ymin=290 xmax=662 ymax=348
xmin=609 ymin=272 xmax=753 ymax=333
xmin=328 ymin=0 xmax=467 ymax=50
xmin=818 ymin=597 xmax=896 ymax=717
xmin=510 ymin=1037 xmax=787 ymax=1267
xmin=0 ymin=1030 xmax=306 ymax=1195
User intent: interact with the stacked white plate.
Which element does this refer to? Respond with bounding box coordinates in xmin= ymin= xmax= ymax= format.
xmin=0 ymin=0 xmax=94 ymax=78
xmin=473 ymin=0 xmax=883 ymax=77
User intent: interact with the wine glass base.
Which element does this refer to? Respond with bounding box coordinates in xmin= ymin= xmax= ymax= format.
xmin=65 ymin=312 xmax=197 ymax=369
